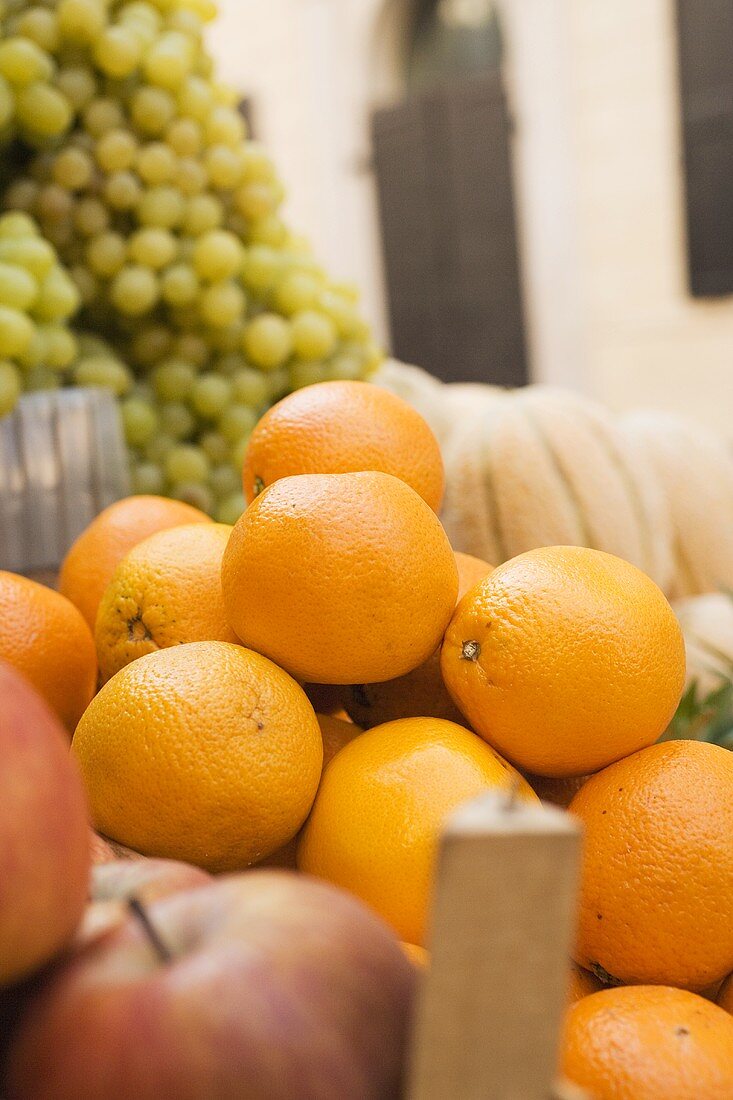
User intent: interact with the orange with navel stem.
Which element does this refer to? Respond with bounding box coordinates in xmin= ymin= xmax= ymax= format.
xmin=0 ymin=571 xmax=97 ymax=733
xmin=441 ymin=546 xmax=685 ymax=777
xmin=567 ymin=964 xmax=603 ymax=1005
xmin=94 ymin=523 xmax=237 ymax=682
xmin=59 ymin=495 xmax=212 ymax=630
xmin=718 ymin=973 xmax=733 ymax=1015
xmin=242 ymin=380 xmax=445 ymax=511
xmin=73 ymin=641 xmax=323 ymax=873
xmin=561 ymin=986 xmax=733 ymax=1100
xmin=570 ymin=740 xmax=733 ymax=992
xmin=343 ymin=551 xmax=493 ymax=728
xmin=221 ymin=471 xmax=458 ymax=685
xmin=298 ymin=716 xmax=538 ymax=946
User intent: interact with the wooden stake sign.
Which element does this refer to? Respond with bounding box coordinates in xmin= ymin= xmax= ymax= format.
xmin=408 ymin=791 xmax=583 ymax=1100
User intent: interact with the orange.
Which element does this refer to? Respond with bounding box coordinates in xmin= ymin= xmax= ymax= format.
xmin=718 ymin=973 xmax=733 ymax=1015
xmin=567 ymin=963 xmax=603 ymax=1005
xmin=0 ymin=571 xmax=97 ymax=733
xmin=72 ymin=641 xmax=323 ymax=872
xmin=259 ymin=712 xmax=363 ymax=870
xmin=561 ymin=986 xmax=733 ymax=1099
xmin=242 ymin=380 xmax=445 ymax=512
xmin=298 ymin=716 xmax=539 ymax=945
xmin=441 ymin=546 xmax=685 ymax=777
xmin=402 ymin=943 xmax=429 ymax=969
xmin=570 ymin=740 xmax=733 ymax=991
xmin=221 ymin=471 xmax=458 ymax=685
xmin=95 ymin=523 xmax=237 ymax=682
xmin=343 ymin=551 xmax=493 ymax=728
xmin=59 ymin=495 xmax=211 ymax=630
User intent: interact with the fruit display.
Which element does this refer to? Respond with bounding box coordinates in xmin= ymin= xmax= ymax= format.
xmin=0 ymin=0 xmax=376 ymax=523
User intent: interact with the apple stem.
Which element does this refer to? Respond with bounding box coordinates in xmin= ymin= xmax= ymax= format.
xmin=127 ymin=897 xmax=173 ymax=964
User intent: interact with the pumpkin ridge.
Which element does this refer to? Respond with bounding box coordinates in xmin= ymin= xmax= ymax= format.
xmin=520 ymin=406 xmax=596 ymax=550
xmin=478 ymin=406 xmax=510 ymax=564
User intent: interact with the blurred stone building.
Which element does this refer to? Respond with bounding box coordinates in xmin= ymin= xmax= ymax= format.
xmin=210 ymin=1 xmax=733 ymax=434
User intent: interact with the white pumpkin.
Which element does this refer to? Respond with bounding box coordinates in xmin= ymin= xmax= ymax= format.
xmin=622 ymin=410 xmax=733 ymax=598
xmin=441 ymin=385 xmax=674 ymax=591
xmin=674 ymin=593 xmax=733 ymax=700
xmin=368 ymin=360 xmax=451 ymax=445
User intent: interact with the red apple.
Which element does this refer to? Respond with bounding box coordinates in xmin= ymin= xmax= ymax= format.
xmin=80 ymin=859 xmax=211 ymax=945
xmin=4 ymin=872 xmax=415 ymax=1100
xmin=0 ymin=662 xmax=89 ymax=986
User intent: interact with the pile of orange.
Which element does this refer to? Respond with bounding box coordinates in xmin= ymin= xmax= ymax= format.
xmin=5 ymin=377 xmax=733 ymax=1095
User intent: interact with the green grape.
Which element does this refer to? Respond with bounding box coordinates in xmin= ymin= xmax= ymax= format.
xmin=0 ymin=359 xmax=21 ymax=417
xmin=0 ymin=74 xmax=13 ymax=128
xmin=0 ymin=36 xmax=53 ymax=85
xmin=137 ymin=185 xmax=185 ymax=228
xmin=242 ymin=312 xmax=292 ymax=370
xmin=165 ymin=442 xmax=209 ymax=483
xmin=319 ymin=290 xmax=366 ymax=339
xmin=166 ymin=9 xmax=205 ymax=37
xmin=273 ymin=270 xmax=320 ymax=316
xmin=209 ymin=463 xmax=239 ymax=500
xmin=289 ymin=360 xmax=328 ymax=391
xmin=131 ymin=323 xmax=173 ymax=365
xmin=326 ymin=350 xmax=366 ymax=382
xmin=24 ymin=365 xmax=60 ymax=392
xmin=215 ymin=352 xmax=245 ymax=375
xmin=199 ymin=429 xmax=228 ymax=464
xmin=170 ymin=480 xmax=213 ymax=513
xmin=204 ymin=144 xmax=242 ymax=189
xmin=207 ymin=319 xmax=245 ymax=354
xmin=93 ymin=26 xmax=142 ymax=78
xmin=143 ymin=30 xmax=194 ymax=90
xmin=177 ymin=73 xmax=213 ymax=120
xmin=56 ymin=65 xmax=97 ymax=110
xmin=131 ymin=84 xmax=177 ymax=136
xmin=33 ymin=266 xmax=80 ymax=322
xmin=291 ymin=309 xmax=337 ymax=361
xmin=104 ymin=170 xmax=143 ymax=212
xmin=160 ymin=262 xmax=198 ymax=306
xmin=152 ymin=356 xmax=195 ymax=400
xmin=42 ymin=324 xmax=77 ymax=369
xmin=181 ymin=0 xmax=218 ymax=22
xmin=73 ymin=354 xmax=133 ymax=396
xmin=247 ymin=214 xmax=287 ymax=248
xmin=69 ymin=264 xmax=99 ymax=305
xmin=182 ymin=193 xmax=223 ymax=235
xmin=145 ymin=431 xmax=175 ymax=464
xmin=16 ymin=83 xmax=73 ymax=139
xmin=218 ymin=402 xmax=256 ymax=444
xmin=0 ymin=213 xmax=39 ymax=239
xmin=2 ymin=179 xmax=40 ymax=215
xmin=136 ymin=140 xmax=177 ymax=184
xmin=240 ymin=142 xmax=276 ymax=183
xmin=174 ymin=331 xmax=208 ymax=367
xmin=190 ymin=371 xmax=231 ymax=418
xmin=95 ymin=128 xmax=138 ymax=173
xmin=215 ymin=491 xmax=246 ymax=526
xmin=57 ymin=0 xmax=106 ymax=45
xmin=265 ymin=365 xmax=290 ymax=402
xmin=130 ymin=460 xmax=165 ymax=495
xmin=121 ymin=394 xmax=159 ymax=446
xmin=0 ymin=262 xmax=37 ymax=310
xmin=83 ymin=97 xmax=126 ymax=138
xmin=110 ymin=264 xmax=160 ymax=316
xmin=15 ymin=326 xmax=46 ymax=369
xmin=52 ymin=147 xmax=94 ymax=191
xmin=128 ymin=226 xmax=177 ymax=269
xmin=161 ymin=400 xmax=196 ymax=439
xmin=192 ymin=229 xmax=242 ymax=282
xmin=166 ymin=117 xmax=201 ymax=156
xmin=235 ymin=181 xmax=279 ymax=222
xmin=36 ymin=184 xmax=74 ymax=225
xmin=241 ymin=245 xmax=281 ymax=295
xmin=14 ymin=9 xmax=60 ymax=54
xmin=86 ymin=230 xmax=127 ymax=277
xmin=205 ymin=104 xmax=245 ymax=148
xmin=199 ymin=280 xmax=244 ymax=327
xmin=175 ymin=155 xmax=207 ymax=195
xmin=231 ymin=366 xmax=268 ymax=407
xmin=74 ymin=197 xmax=110 ymax=237
xmin=229 ymin=432 xmax=250 ymax=472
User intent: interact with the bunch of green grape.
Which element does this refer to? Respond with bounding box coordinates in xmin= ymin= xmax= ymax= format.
xmin=0 ymin=0 xmax=377 ymax=523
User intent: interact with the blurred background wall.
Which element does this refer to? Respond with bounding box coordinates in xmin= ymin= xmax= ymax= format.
xmin=209 ymin=0 xmax=733 ymax=433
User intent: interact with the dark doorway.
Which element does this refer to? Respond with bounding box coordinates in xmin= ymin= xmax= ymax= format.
xmin=371 ymin=0 xmax=528 ymax=386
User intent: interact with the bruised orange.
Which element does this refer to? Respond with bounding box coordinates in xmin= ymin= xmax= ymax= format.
xmin=441 ymin=546 xmax=685 ymax=777
xmin=60 ymin=496 xmax=211 ymax=630
xmin=562 ymin=986 xmax=733 ymax=1099
xmin=0 ymin=571 xmax=97 ymax=733
xmin=222 ymin=471 xmax=458 ymax=685
xmin=242 ymin=380 xmax=445 ymax=511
